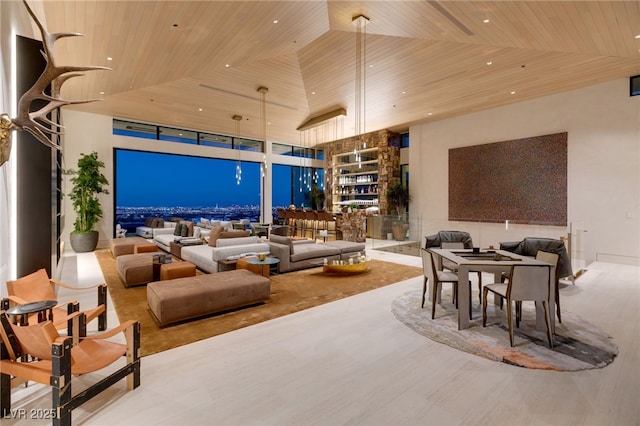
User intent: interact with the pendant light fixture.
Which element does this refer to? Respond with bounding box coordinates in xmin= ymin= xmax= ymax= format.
xmin=258 ymin=86 xmax=268 ymax=179
xmin=257 ymin=86 xmax=268 ymax=222
xmin=233 ymin=114 xmax=242 ymax=185
xmin=353 ymin=14 xmax=369 ymax=169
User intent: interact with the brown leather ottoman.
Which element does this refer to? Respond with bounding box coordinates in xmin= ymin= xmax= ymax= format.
xmin=134 ymin=242 xmax=159 ymax=254
xmin=147 ymin=269 xmax=271 ymax=327
xmin=110 ymin=237 xmax=150 ymax=257
xmin=116 ymin=253 xmax=156 ymax=287
xmin=160 ymin=261 xmax=196 ymax=280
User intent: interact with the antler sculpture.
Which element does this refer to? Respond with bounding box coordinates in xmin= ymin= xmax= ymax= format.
xmin=0 ymin=0 xmax=110 ymax=167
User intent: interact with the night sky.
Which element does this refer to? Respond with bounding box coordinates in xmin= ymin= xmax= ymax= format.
xmin=115 ymin=150 xmax=293 ymax=207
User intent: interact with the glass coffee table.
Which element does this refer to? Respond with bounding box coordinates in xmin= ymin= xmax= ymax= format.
xmin=247 ymin=257 xmax=280 ymax=277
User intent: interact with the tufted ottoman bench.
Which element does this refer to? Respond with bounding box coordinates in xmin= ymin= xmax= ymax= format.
xmin=147 ymin=269 xmax=271 ymax=326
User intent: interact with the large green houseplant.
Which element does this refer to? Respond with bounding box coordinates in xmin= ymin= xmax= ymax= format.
xmin=67 ymin=151 xmax=109 ymax=252
xmin=387 ymin=182 xmax=412 ymax=241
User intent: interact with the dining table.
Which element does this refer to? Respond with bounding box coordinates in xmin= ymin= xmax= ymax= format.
xmin=428 ymin=248 xmax=556 ymax=332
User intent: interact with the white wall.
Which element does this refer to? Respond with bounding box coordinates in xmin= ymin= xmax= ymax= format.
xmin=409 ymin=79 xmax=640 ymax=266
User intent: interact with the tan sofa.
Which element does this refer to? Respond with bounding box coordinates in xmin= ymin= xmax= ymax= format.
xmin=147 ymin=269 xmax=271 ymax=326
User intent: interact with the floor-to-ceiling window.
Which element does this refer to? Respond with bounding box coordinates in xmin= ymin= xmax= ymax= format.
xmin=114 ymin=149 xmax=260 ymax=233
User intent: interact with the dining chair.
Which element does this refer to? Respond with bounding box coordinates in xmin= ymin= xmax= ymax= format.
xmin=0 ymin=311 xmax=140 ymax=425
xmin=421 ymin=248 xmax=472 ymax=320
xmin=482 ymin=264 xmax=553 ymax=347
xmin=440 ymin=242 xmax=483 ymax=304
xmin=501 ymin=250 xmax=561 ymax=323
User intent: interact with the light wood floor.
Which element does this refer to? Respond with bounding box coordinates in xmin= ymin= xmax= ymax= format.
xmin=5 ymin=241 xmax=640 ymax=425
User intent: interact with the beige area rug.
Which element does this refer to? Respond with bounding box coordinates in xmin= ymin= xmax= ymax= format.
xmin=95 ymin=250 xmax=422 ymax=356
xmin=392 ymin=290 xmax=618 ymax=371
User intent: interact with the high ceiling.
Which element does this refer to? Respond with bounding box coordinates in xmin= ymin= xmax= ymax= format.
xmin=30 ymin=0 xmax=640 ymax=146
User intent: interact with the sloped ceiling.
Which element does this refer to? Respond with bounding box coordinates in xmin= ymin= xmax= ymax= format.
xmin=26 ymin=0 xmax=640 ymax=145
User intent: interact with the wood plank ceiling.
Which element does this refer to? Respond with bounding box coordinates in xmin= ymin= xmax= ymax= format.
xmin=32 ymin=0 xmax=640 ymax=146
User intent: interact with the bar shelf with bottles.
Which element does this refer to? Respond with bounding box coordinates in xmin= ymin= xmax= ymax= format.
xmin=331 ymin=148 xmax=379 ymax=209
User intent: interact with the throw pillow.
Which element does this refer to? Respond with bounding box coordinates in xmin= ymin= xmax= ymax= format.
xmin=180 ymin=222 xmax=188 ymax=237
xmin=183 ymin=221 xmax=194 ymax=237
xmin=220 ymin=230 xmax=250 ymax=239
xmin=173 ymin=223 xmax=182 ymax=236
xmin=208 ymin=226 xmax=224 ymax=247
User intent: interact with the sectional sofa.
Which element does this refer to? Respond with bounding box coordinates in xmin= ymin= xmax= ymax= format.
xmin=136 ymin=217 xmax=177 ymax=239
xmin=180 ymin=236 xmax=269 ymax=273
xmin=267 ymin=235 xmax=365 ymax=273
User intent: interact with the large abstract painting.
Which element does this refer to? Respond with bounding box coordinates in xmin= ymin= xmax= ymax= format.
xmin=448 ymin=132 xmax=567 ymax=226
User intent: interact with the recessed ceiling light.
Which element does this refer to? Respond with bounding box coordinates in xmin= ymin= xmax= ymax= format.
xmin=311 ymin=91 xmax=316 ymax=95
xmin=273 ymin=20 xmax=279 ymax=24
xmin=106 ymin=57 xmax=112 ymax=61
xmin=402 ymin=91 xmax=406 ymax=94
xmin=369 ymin=64 xmax=374 ymax=68
xmin=99 ymin=91 xmax=105 ymax=95
xmin=635 ymin=34 xmax=640 ymax=39
xmin=225 ymin=64 xmax=230 ymax=68
xmin=483 ymin=19 xmax=490 ymax=24
xmin=198 ymin=108 xmax=203 ymax=112
xmin=428 ymin=112 xmax=433 ymax=116
xmin=267 ymin=121 xmax=272 ymax=125
xmin=486 ymin=61 xmax=493 ymax=65
xmin=510 ymin=91 xmax=516 ymax=95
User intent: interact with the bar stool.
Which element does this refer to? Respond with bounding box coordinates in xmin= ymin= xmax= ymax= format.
xmin=305 ymin=210 xmax=319 ymax=239
xmin=317 ymin=210 xmax=336 ymax=240
xmin=284 ymin=209 xmax=296 ymax=236
xmin=276 ymin=208 xmax=287 ymax=225
xmin=294 ymin=209 xmax=307 ymax=237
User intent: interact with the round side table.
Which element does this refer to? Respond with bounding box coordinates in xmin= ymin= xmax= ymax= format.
xmin=247 ymin=257 xmax=280 ymax=277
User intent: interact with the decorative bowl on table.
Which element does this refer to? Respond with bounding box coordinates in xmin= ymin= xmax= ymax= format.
xmin=322 ymin=260 xmax=368 ymax=275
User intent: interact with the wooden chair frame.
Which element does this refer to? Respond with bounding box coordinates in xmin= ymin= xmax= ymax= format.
xmin=2 ymin=269 xmax=107 ymax=334
xmin=0 ymin=311 xmax=140 ymax=426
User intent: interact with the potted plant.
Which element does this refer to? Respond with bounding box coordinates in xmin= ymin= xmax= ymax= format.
xmin=67 ymin=151 xmax=109 ymax=252
xmin=387 ymin=182 xmax=412 ymax=241
xmin=305 ymin=184 xmax=326 ymax=211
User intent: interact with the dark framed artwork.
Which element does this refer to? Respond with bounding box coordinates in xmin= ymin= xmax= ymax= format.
xmin=448 ymin=132 xmax=567 ymax=226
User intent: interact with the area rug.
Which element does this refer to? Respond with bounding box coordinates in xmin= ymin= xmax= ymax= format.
xmin=95 ymin=250 xmax=422 ymax=356
xmin=391 ymin=289 xmax=618 ymax=371
xmin=374 ymin=242 xmax=420 ymax=257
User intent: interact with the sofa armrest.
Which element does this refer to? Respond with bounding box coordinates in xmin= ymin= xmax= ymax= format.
xmin=267 ymin=241 xmax=291 ymax=271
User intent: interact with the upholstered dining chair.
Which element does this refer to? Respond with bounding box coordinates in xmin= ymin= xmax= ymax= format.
xmin=421 ymin=248 xmax=472 ymax=320
xmin=0 ymin=311 xmax=140 ymax=426
xmin=440 ymin=242 xmax=483 ymax=304
xmin=501 ymin=250 xmax=561 ymax=323
xmin=483 ymin=264 xmax=554 ymax=348
xmin=3 ymin=268 xmax=108 ymax=333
